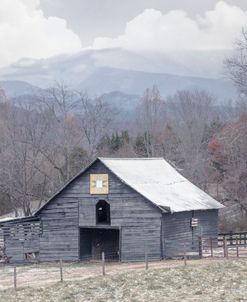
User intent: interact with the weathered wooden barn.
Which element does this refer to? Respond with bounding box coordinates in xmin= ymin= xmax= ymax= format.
xmin=0 ymin=158 xmax=224 ymax=262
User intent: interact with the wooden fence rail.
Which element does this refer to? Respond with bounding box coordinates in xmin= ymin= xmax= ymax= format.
xmin=218 ymin=232 xmax=247 ymax=246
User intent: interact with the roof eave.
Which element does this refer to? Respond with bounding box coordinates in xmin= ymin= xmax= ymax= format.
xmin=0 ymin=215 xmax=39 ymax=226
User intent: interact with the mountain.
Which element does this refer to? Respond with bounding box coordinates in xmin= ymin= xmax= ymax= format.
xmin=0 ymin=48 xmax=230 ymax=85
xmin=0 ymin=48 xmax=237 ymax=103
xmin=78 ymin=67 xmax=236 ymax=101
xmin=0 ymin=80 xmax=43 ymax=98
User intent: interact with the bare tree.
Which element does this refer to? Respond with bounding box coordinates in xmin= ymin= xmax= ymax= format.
xmin=167 ymin=90 xmax=214 ymax=186
xmin=209 ymin=113 xmax=247 ymax=213
xmin=136 ymin=86 xmax=165 ymax=157
xmin=36 ymin=83 xmax=85 ymax=185
xmin=225 ymin=27 xmax=247 ymax=105
xmin=0 ymin=83 xmax=117 ymax=216
xmin=76 ymin=92 xmax=115 ymax=158
xmin=0 ymin=100 xmax=53 ymax=216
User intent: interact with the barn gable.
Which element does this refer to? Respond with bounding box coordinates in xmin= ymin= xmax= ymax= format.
xmin=36 ymin=157 xmax=223 ymax=216
xmin=38 ymin=158 xmax=162 ymax=261
xmin=35 ymin=158 xmax=164 ymax=216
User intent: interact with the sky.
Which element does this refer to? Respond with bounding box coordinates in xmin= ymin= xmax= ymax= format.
xmin=1 ymin=0 xmax=247 ymax=68
xmin=40 ymin=0 xmax=247 ymax=46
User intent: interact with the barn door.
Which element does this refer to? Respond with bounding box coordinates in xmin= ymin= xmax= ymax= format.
xmin=80 ymin=229 xmax=92 ymax=260
xmin=80 ymin=228 xmax=119 ymax=261
xmin=91 ymin=229 xmax=119 ymax=260
xmin=92 ymin=235 xmax=103 ymax=260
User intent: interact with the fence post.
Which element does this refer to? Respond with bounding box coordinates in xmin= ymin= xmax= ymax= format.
xmin=145 ymin=248 xmax=148 ymax=270
xmin=59 ymin=259 xmax=63 ymax=282
xmin=229 ymin=231 xmax=233 ymax=245
xmin=210 ymin=238 xmax=213 ymax=258
xmin=198 ymin=236 xmax=203 ymax=259
xmin=14 ymin=266 xmax=17 ymax=290
xmin=223 ymin=236 xmax=225 ymax=257
xmin=183 ymin=243 xmax=187 ymax=266
xmin=223 ymin=237 xmax=227 ymax=258
xmin=236 ymin=245 xmax=239 ymax=258
xmin=102 ymin=251 xmax=105 ymax=276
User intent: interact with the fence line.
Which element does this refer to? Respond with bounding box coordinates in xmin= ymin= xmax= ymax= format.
xmin=1 ymin=234 xmax=247 ymax=265
xmin=2 ymin=236 xmax=247 ymax=263
xmin=218 ymin=231 xmax=247 ymax=246
xmin=1 ymin=232 xmax=247 ymax=290
xmin=1 ymin=243 xmax=247 ymax=290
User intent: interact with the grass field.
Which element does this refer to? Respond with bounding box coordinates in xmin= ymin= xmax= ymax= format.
xmin=0 ymin=259 xmax=247 ymax=302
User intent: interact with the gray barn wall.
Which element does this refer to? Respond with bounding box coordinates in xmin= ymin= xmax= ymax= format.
xmin=163 ymin=209 xmax=218 ymax=257
xmin=39 ymin=160 xmax=162 ymax=261
xmin=193 ymin=210 xmax=219 ymax=238
xmin=2 ymin=220 xmax=41 ymax=262
xmin=4 ymin=236 xmax=40 ymax=262
xmin=39 ymin=197 xmax=79 ymax=261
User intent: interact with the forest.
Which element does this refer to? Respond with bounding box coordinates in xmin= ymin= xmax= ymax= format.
xmin=0 ymin=31 xmax=247 ymax=231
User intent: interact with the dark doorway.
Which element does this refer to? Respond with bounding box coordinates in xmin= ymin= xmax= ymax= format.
xmin=96 ymin=200 xmax=110 ymax=225
xmin=80 ymin=228 xmax=119 ymax=261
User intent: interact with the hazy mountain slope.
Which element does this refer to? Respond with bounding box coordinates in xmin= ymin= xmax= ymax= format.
xmin=0 ymin=80 xmax=43 ymax=98
xmin=100 ymin=91 xmax=140 ymax=110
xmin=0 ymin=48 xmax=237 ymax=103
xmin=0 ymin=48 xmax=231 ymax=84
xmin=79 ymin=67 xmax=236 ymax=101
xmin=0 ymin=80 xmax=140 ymax=112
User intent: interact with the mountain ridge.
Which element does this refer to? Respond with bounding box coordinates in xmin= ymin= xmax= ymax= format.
xmin=0 ymin=48 xmax=237 ymax=103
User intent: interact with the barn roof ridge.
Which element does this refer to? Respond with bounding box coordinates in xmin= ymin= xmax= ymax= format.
xmin=34 ymin=157 xmax=168 ymax=216
xmin=98 ymin=158 xmax=169 ymax=214
xmin=34 ymin=157 xmax=224 ymax=216
xmin=99 ymin=157 xmax=224 ymax=212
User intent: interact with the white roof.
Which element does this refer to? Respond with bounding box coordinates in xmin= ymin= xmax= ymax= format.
xmin=0 ymin=217 xmax=17 ymax=223
xmin=0 ymin=210 xmax=24 ymax=223
xmin=100 ymin=158 xmax=224 ymax=212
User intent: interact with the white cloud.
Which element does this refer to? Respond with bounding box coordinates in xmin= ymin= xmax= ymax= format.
xmin=0 ymin=0 xmax=82 ymax=67
xmin=93 ymin=1 xmax=247 ymax=51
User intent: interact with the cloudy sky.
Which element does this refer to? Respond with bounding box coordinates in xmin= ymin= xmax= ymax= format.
xmin=1 ymin=0 xmax=247 ymax=68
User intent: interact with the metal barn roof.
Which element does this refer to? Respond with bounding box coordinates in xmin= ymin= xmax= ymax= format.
xmin=99 ymin=157 xmax=224 ymax=212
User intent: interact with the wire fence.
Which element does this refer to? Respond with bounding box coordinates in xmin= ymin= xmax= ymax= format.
xmin=1 ymin=235 xmax=247 ymax=291
xmin=0 ymin=256 xmax=171 ymax=290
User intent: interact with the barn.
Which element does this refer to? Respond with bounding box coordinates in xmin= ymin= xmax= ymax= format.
xmin=0 ymin=158 xmax=224 ymax=262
